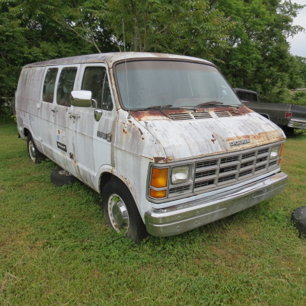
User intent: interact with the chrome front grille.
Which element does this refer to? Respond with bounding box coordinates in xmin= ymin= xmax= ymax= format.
xmin=193 ymin=145 xmax=278 ymax=193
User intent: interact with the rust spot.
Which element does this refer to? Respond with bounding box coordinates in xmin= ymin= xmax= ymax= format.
xmin=195 ymin=105 xmax=252 ymax=115
xmin=153 ymin=156 xmax=174 ymax=163
xmin=226 ymin=130 xmax=284 ymax=146
xmin=123 ymin=128 xmax=127 ymax=134
xmin=130 ymin=105 xmax=252 ymax=121
xmin=238 ymin=105 xmax=253 ymax=114
xmin=130 ymin=110 xmax=168 ymax=121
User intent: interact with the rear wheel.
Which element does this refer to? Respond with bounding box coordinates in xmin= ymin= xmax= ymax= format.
xmin=27 ymin=134 xmax=44 ymax=163
xmin=101 ymin=178 xmax=147 ymax=242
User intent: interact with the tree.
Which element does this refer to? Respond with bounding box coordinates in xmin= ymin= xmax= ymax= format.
xmin=1 ymin=0 xmax=305 ymax=115
xmin=0 ymin=2 xmax=28 ymax=99
xmin=215 ymin=0 xmax=305 ymax=102
xmin=102 ymin=0 xmax=234 ymax=62
xmin=0 ymin=0 xmax=116 ymax=103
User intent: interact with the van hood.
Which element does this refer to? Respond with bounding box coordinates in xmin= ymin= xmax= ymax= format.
xmin=130 ymin=108 xmax=285 ymax=162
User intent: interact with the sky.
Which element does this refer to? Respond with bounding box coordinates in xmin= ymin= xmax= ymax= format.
xmin=287 ymin=0 xmax=306 ymax=57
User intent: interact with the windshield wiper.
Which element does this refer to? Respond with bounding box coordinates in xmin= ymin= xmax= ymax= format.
xmin=143 ymin=105 xmax=200 ymax=111
xmin=196 ymin=101 xmax=240 ymax=108
xmin=143 ymin=104 xmax=173 ymax=110
xmin=196 ymin=101 xmax=223 ymax=107
xmin=136 ymin=102 xmax=239 ymax=111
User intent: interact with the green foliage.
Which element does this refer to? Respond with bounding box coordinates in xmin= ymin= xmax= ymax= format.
xmin=0 ymin=0 xmax=116 ymax=114
xmin=215 ymin=0 xmax=306 ymax=102
xmin=1 ymin=0 xmax=306 ymax=114
xmin=290 ymin=90 xmax=306 ymax=106
xmin=103 ymin=0 xmax=234 ymax=62
xmin=0 ymin=3 xmax=27 ymax=98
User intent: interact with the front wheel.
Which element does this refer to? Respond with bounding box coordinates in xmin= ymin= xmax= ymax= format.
xmin=101 ymin=178 xmax=147 ymax=243
xmin=27 ymin=134 xmax=45 ymax=163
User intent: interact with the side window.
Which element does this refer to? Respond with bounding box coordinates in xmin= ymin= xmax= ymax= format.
xmin=42 ymin=68 xmax=58 ymax=102
xmin=81 ymin=66 xmax=113 ymax=111
xmin=57 ymin=67 xmax=77 ymax=106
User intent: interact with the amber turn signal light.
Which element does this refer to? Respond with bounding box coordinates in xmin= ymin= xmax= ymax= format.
xmin=150 ymin=167 xmax=168 ymax=188
xmin=149 ymin=189 xmax=167 ymax=198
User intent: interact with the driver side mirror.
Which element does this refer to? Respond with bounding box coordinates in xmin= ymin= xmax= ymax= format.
xmin=71 ymin=90 xmax=93 ymax=107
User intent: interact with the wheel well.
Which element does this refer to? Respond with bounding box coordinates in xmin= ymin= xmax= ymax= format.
xmin=99 ymin=172 xmax=114 ymax=193
xmin=99 ymin=172 xmax=132 ymax=196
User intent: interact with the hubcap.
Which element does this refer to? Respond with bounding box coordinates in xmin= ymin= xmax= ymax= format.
xmin=28 ymin=140 xmax=36 ymax=162
xmin=108 ymin=194 xmax=130 ymax=234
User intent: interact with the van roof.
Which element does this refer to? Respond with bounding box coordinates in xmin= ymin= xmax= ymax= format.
xmin=24 ymin=52 xmax=213 ymax=68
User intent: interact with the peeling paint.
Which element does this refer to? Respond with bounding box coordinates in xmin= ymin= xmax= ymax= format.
xmin=132 ymin=111 xmax=285 ymax=162
xmin=153 ymin=156 xmax=174 ymax=164
xmin=15 ymin=52 xmax=286 ymax=230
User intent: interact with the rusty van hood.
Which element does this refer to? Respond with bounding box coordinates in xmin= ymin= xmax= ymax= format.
xmin=129 ymin=108 xmax=285 ymax=162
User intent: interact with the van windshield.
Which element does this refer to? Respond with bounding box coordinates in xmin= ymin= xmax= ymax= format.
xmin=115 ymin=60 xmax=241 ymax=110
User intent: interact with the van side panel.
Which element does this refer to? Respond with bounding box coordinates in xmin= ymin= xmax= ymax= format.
xmin=16 ymin=67 xmax=45 ymax=148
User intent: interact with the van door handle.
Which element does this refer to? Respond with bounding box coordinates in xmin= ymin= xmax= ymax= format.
xmin=51 ymin=108 xmax=58 ymax=113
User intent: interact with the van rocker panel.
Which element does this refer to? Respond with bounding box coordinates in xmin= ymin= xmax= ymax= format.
xmin=145 ymin=171 xmax=287 ymax=237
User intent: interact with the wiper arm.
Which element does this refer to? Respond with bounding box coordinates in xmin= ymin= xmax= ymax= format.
xmin=196 ymin=101 xmax=223 ymax=107
xmin=196 ymin=101 xmax=240 ymax=108
xmin=136 ymin=102 xmax=240 ymax=111
xmin=144 ymin=105 xmax=199 ymax=111
xmin=143 ymin=104 xmax=173 ymax=110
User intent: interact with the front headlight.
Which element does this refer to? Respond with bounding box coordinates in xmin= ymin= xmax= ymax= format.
xmin=171 ymin=166 xmax=190 ymax=184
xmin=270 ymin=144 xmax=285 ymax=164
xmin=270 ymin=146 xmax=281 ymax=160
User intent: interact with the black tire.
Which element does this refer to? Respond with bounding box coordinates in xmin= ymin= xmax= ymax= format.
xmin=292 ymin=206 xmax=306 ymax=238
xmin=101 ymin=178 xmax=148 ymax=243
xmin=27 ymin=134 xmax=45 ymax=164
xmin=50 ymin=168 xmax=77 ymax=187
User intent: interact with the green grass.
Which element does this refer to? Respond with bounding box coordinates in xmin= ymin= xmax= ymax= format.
xmin=1 ymin=120 xmax=306 ymax=305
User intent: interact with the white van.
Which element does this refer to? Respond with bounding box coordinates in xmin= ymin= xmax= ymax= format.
xmin=15 ymin=52 xmax=288 ymax=242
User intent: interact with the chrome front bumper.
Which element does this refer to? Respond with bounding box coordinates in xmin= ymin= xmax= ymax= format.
xmin=145 ymin=172 xmax=287 ymax=237
xmin=288 ymin=119 xmax=306 ymax=130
